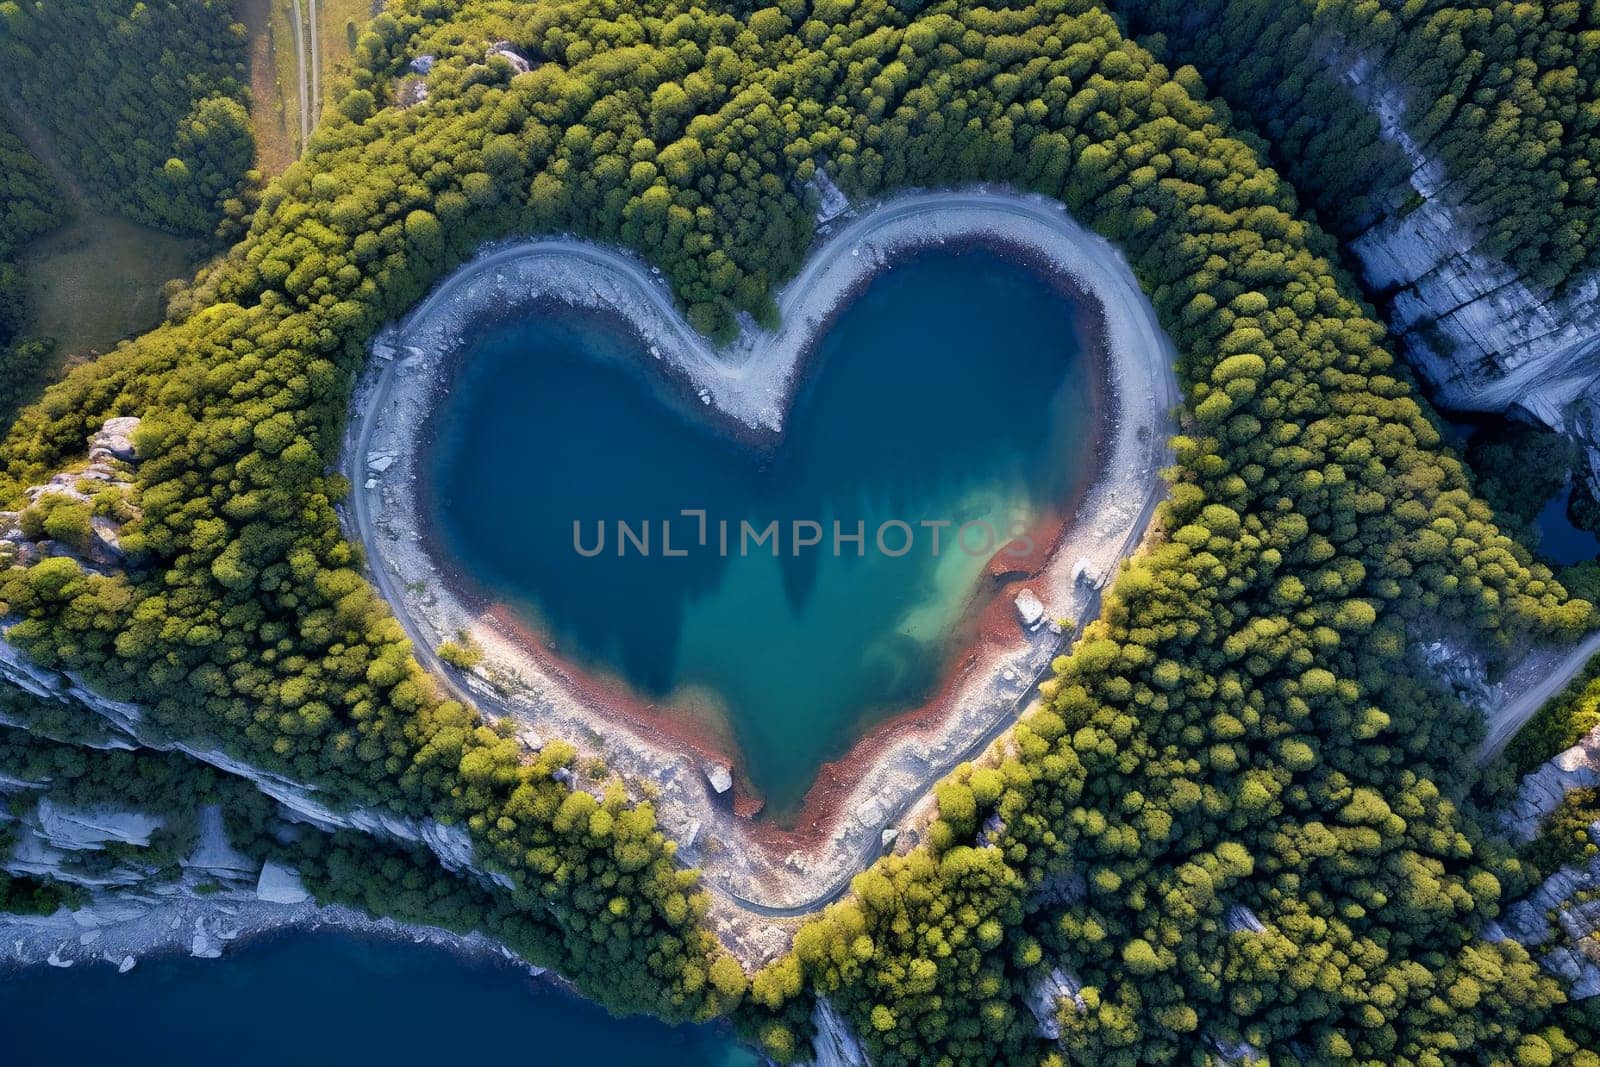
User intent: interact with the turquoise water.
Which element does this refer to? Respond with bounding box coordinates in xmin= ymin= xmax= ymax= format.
xmin=425 ymin=245 xmax=1096 ymax=814
xmin=0 ymin=932 xmax=756 ymax=1065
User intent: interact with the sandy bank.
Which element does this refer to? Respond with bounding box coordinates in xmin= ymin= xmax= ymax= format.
xmin=341 ymin=187 xmax=1181 ymax=944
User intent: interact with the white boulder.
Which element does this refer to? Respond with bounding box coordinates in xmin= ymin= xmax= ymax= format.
xmin=255 ymin=860 xmax=310 ymax=905
xmin=88 ymin=417 xmax=140 ymax=462
xmin=704 ymin=762 xmax=733 ymax=794
xmin=1014 ymin=588 xmax=1046 ymax=629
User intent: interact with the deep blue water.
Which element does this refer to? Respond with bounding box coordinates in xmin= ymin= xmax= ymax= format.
xmin=425 ymin=245 xmax=1096 ymax=813
xmin=1536 ymin=486 xmax=1600 ymax=565
xmin=0 ymin=932 xmax=757 ymax=1066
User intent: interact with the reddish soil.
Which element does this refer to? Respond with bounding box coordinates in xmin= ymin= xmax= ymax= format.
xmin=477 ymin=494 xmax=1078 ymax=854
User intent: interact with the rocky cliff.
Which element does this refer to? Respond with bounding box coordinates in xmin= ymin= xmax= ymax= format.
xmin=1340 ymin=58 xmax=1600 ymax=493
xmin=1492 ymin=724 xmax=1600 ymax=1000
xmin=0 ymin=418 xmax=534 ymax=975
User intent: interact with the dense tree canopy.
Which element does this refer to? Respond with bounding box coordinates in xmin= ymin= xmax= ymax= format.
xmin=0 ymin=0 xmax=256 ymax=236
xmin=0 ymin=0 xmax=1594 ymax=1060
xmin=0 ymin=118 xmax=63 ymax=426
xmin=1108 ymin=0 xmax=1600 ymax=292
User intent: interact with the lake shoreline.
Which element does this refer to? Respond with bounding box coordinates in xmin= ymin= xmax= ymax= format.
xmin=409 ymin=236 xmax=1115 ymax=826
xmin=341 ymin=188 xmax=1181 ymax=952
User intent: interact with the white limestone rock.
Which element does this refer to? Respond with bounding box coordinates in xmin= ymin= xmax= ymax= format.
xmin=35 ymin=798 xmax=163 ymax=851
xmin=705 ymin=762 xmax=733 ymax=795
xmin=1503 ymin=724 xmax=1600 ymax=841
xmin=810 ymin=165 xmax=851 ymax=224
xmin=255 ymin=860 xmax=310 ymax=905
xmin=1014 ymin=588 xmax=1046 ymax=630
xmin=88 ymin=417 xmax=140 ymax=463
xmin=1339 ymin=57 xmax=1600 ymax=493
xmin=1418 ymin=638 xmax=1493 ymax=709
xmin=486 ymin=42 xmax=531 ymax=74
xmin=88 ymin=516 xmax=125 ymax=565
xmin=806 ymin=998 xmax=868 ymax=1067
xmin=1026 ymin=967 xmax=1086 ymax=1040
xmin=181 ymin=805 xmax=258 ymax=881
xmin=1225 ymin=904 xmax=1266 ymax=935
xmin=189 ymin=917 xmax=222 ymax=959
xmin=1210 ymin=1035 xmax=1267 ymax=1065
xmin=0 ymin=768 xmax=49 ymax=793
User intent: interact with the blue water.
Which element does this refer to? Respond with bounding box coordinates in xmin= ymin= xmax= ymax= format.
xmin=425 ymin=245 xmax=1097 ymax=813
xmin=1536 ymin=486 xmax=1600 ymax=565
xmin=0 ymin=932 xmax=756 ymax=1066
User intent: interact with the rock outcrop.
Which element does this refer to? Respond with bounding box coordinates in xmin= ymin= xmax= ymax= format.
xmin=485 ymin=41 xmax=532 ymax=75
xmin=0 ymin=411 xmax=494 ymax=896
xmin=34 ymin=798 xmax=163 ymax=851
xmin=1339 ymin=57 xmax=1600 ymax=492
xmin=1025 ymin=967 xmax=1086 ymax=1040
xmin=1494 ymin=821 xmax=1600 ymax=1000
xmin=180 ymin=805 xmax=257 ymax=882
xmin=1225 ymin=904 xmax=1266 ymax=935
xmin=88 ymin=417 xmax=140 ymax=463
xmin=0 ymin=634 xmax=495 ymax=890
xmin=1504 ymin=724 xmax=1600 ymax=841
xmin=1417 ymin=637 xmax=1495 ymax=710
xmin=1014 ymin=588 xmax=1046 ymax=630
xmin=0 ymin=416 xmax=142 ymax=574
xmin=704 ymin=762 xmax=733 ymax=795
xmin=256 ymin=860 xmax=311 ymax=904
xmin=806 ymin=998 xmax=868 ymax=1067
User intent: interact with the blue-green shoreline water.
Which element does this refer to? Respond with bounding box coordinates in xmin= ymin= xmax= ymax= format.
xmin=1 ymin=931 xmax=756 ymax=1065
xmin=423 ymin=243 xmax=1101 ymax=813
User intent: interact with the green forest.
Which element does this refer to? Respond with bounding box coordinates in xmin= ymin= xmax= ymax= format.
xmin=1107 ymin=0 xmax=1600 ymax=292
xmin=0 ymin=119 xmax=63 ymax=424
xmin=0 ymin=0 xmax=257 ymax=237
xmin=0 ymin=0 xmax=1598 ymax=1063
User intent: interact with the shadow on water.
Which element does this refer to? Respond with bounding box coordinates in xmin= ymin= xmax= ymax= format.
xmin=423 ymin=244 xmax=1101 ymax=812
xmin=1 ymin=931 xmax=756 ymax=1066
xmin=1535 ymin=484 xmax=1600 ymax=566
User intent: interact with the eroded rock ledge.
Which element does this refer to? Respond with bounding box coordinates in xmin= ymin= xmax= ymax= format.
xmin=1340 ymin=57 xmax=1600 ymax=492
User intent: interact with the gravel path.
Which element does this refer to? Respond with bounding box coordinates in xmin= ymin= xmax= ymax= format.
xmin=1480 ymin=632 xmax=1600 ymax=757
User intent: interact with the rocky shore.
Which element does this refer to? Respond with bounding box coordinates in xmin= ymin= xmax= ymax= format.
xmin=342 ymin=187 xmax=1181 ymax=942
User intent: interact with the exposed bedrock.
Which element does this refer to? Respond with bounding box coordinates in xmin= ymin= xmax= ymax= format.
xmin=0 ymin=417 xmax=494 ymax=896
xmin=1341 ymin=58 xmax=1600 ymax=492
xmin=0 ymin=633 xmax=489 ymax=888
xmin=1494 ymin=725 xmax=1600 ymax=999
xmin=1490 ymin=821 xmax=1600 ymax=1002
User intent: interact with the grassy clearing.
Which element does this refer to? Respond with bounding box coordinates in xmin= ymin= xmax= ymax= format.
xmin=20 ymin=214 xmax=202 ymax=361
xmin=2 ymin=95 xmax=206 ymax=370
xmin=242 ymin=0 xmax=305 ymax=175
xmin=317 ymin=0 xmax=380 ymax=95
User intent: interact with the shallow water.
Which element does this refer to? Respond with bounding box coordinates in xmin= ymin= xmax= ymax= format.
xmin=424 ymin=245 xmax=1097 ymax=814
xmin=0 ymin=932 xmax=755 ymax=1065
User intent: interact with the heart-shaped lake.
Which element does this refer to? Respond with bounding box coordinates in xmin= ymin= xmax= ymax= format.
xmin=421 ymin=243 xmax=1101 ymax=816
